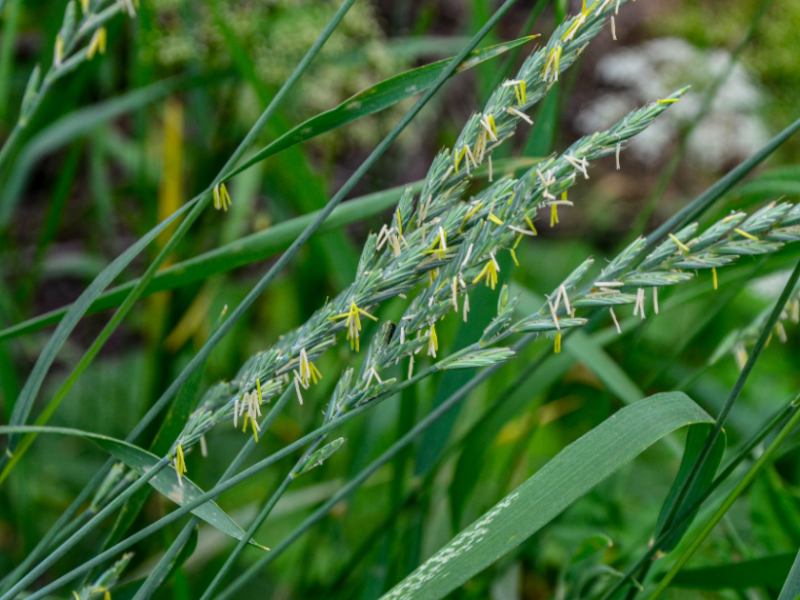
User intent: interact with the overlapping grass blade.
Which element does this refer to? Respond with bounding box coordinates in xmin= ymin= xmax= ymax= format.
xmin=0 ymin=0 xmax=361 ymax=586
xmin=127 ymin=524 xmax=198 ymax=600
xmin=1 ymin=4 xmax=520 ymax=597
xmin=1 ymin=196 xmax=199 ymax=467
xmin=654 ymin=423 xmax=726 ymax=552
xmin=0 ymin=426 xmax=255 ymax=544
xmin=600 ymin=396 xmax=800 ymax=600
xmin=0 ymin=156 xmax=539 ymax=342
xmin=379 ymin=393 xmax=712 ymax=600
xmin=778 ymin=549 xmax=800 ymax=600
xmin=222 ymin=37 xmax=536 ymax=181
xmin=649 ymin=392 xmax=800 ymax=598
xmin=654 ymin=257 xmax=800 ymax=544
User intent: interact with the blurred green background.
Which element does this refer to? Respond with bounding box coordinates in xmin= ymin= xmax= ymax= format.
xmin=1 ymin=0 xmax=799 ymax=598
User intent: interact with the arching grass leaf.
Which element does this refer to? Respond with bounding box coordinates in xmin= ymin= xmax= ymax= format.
xmin=655 ymin=422 xmax=727 ymax=552
xmin=381 ymin=392 xmax=712 ymax=600
xmin=224 ymin=36 xmax=537 ymax=180
xmin=0 ymin=426 xmax=260 ymax=547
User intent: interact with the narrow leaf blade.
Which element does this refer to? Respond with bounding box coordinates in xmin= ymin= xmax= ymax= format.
xmin=381 ymin=392 xmax=712 ymax=600
xmin=228 ymin=37 xmax=536 ymax=179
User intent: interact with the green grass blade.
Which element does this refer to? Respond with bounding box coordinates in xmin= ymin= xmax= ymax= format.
xmin=1 ymin=197 xmax=198 ymax=462
xmin=778 ymin=549 xmax=800 ymax=600
xmin=0 ymin=156 xmax=539 ymax=343
xmin=0 ymin=0 xmax=359 ymax=572
xmin=224 ymin=37 xmax=536 ymax=181
xmin=380 ymin=392 xmax=712 ymax=600
xmin=669 ymin=552 xmax=794 ymax=590
xmin=655 ymin=423 xmax=727 ymax=552
xmin=0 ymin=0 xmax=21 ymax=121
xmin=649 ymin=395 xmax=800 ymax=599
xmin=128 ymin=524 xmax=199 ymax=600
xmin=89 ymin=437 xmax=260 ymax=548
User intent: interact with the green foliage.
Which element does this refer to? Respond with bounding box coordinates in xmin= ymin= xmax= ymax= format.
xmin=1 ymin=0 xmax=800 ymax=599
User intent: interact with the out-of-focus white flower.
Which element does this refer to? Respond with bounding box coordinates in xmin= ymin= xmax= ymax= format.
xmin=575 ymin=37 xmax=769 ymax=169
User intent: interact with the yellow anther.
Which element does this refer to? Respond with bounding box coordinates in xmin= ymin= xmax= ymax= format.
xmin=424 ymin=227 xmax=448 ymax=259
xmin=562 ymin=17 xmax=582 ymax=41
xmin=510 ymin=249 xmax=519 ymax=266
xmin=554 ymin=332 xmax=562 ymax=354
xmin=668 ymin=233 xmax=691 ymax=253
xmin=656 ymin=98 xmax=680 ymax=104
xmin=488 ymin=212 xmax=504 ymax=226
xmin=87 ymin=27 xmax=107 ymax=60
xmin=488 ymin=114 xmax=498 ymax=138
xmin=465 ymin=202 xmax=483 ymax=220
xmin=213 ymin=183 xmax=232 ymax=211
xmin=550 ymin=204 xmax=559 ymax=227
xmin=54 ymin=35 xmax=65 ymax=66
xmin=396 ymin=209 xmax=403 ymax=235
xmin=473 ymin=260 xmax=499 ymax=290
xmin=428 ymin=323 xmax=439 ymax=357
xmin=735 ymin=228 xmax=759 ymax=241
xmin=712 ymin=267 xmax=718 ymax=290
xmin=308 ymin=362 xmax=322 ymax=385
xmin=175 ymin=444 xmax=187 ymax=482
xmin=454 ymin=146 xmax=466 ymax=174
xmin=256 ymin=378 xmax=263 ymax=404
xmin=525 ymin=215 xmax=538 ymax=235
xmin=513 ymin=233 xmax=524 ymax=249
xmin=328 ymin=301 xmax=378 ymax=351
